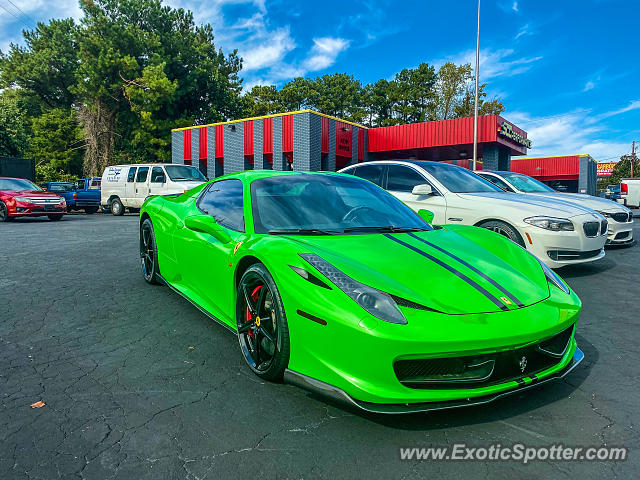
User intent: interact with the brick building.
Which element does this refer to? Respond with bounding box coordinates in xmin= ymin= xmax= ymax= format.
xmin=171 ymin=110 xmax=531 ymax=178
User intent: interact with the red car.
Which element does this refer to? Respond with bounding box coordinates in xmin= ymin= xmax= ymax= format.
xmin=0 ymin=177 xmax=67 ymax=222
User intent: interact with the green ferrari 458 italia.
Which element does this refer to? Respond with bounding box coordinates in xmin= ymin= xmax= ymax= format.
xmin=139 ymin=170 xmax=584 ymax=413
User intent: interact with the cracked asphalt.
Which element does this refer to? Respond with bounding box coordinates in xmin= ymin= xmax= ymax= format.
xmin=1 ymin=213 xmax=638 ymax=479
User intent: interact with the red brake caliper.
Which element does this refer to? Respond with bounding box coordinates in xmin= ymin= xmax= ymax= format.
xmin=245 ymin=285 xmax=263 ymax=338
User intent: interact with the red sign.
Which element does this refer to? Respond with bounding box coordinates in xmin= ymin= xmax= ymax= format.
xmin=597 ymin=162 xmax=617 ymax=177
xmin=336 ymin=122 xmax=352 ymax=157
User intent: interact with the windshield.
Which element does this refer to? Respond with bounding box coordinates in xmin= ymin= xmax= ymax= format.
xmin=0 ymin=178 xmax=41 ymax=191
xmin=48 ymin=183 xmax=75 ymax=192
xmin=165 ymin=165 xmax=206 ymax=182
xmin=251 ymin=174 xmax=431 ymax=235
xmin=412 ymin=162 xmax=503 ymax=193
xmin=500 ymin=173 xmax=555 ymax=192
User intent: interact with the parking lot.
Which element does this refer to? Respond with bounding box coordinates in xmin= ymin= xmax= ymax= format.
xmin=1 ymin=213 xmax=638 ymax=479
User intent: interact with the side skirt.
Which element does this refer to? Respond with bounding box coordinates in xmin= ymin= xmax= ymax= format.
xmin=284 ymin=347 xmax=584 ymax=415
xmin=156 ymin=273 xmax=236 ymax=334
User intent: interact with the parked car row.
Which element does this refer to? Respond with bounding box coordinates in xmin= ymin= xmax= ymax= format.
xmin=338 ymin=161 xmax=634 ymax=268
xmin=41 ymin=178 xmax=102 ymax=214
xmin=2 ymin=161 xmax=634 ymax=271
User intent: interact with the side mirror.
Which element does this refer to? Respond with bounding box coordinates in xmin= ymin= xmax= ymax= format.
xmin=418 ymin=209 xmax=434 ymax=224
xmin=412 ymin=184 xmax=433 ymax=196
xmin=184 ymin=215 xmax=232 ymax=244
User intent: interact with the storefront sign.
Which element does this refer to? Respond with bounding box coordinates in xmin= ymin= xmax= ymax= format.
xmin=498 ymin=122 xmax=532 ymax=148
xmin=336 ymin=122 xmax=352 ymax=157
xmin=597 ymin=162 xmax=617 ymax=177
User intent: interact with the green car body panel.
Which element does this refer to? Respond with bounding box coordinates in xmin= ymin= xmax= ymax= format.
xmin=140 ymin=170 xmax=583 ymax=411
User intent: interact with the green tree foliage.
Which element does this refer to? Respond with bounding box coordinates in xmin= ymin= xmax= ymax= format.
xmin=244 ymin=85 xmax=281 ymax=116
xmin=0 ymin=0 xmax=243 ymax=176
xmin=28 ymin=108 xmax=83 ymax=175
xmin=454 ymin=83 xmax=505 ymax=118
xmin=607 ymin=154 xmax=640 ymax=185
xmin=0 ymin=90 xmax=30 ymax=157
xmin=241 ymin=62 xmax=503 ymax=128
xmin=0 ymin=19 xmax=78 ymax=113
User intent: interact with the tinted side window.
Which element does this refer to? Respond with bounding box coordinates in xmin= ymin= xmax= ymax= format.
xmin=151 ymin=167 xmax=165 ymax=183
xmin=127 ymin=167 xmax=137 ymax=182
xmin=387 ymin=165 xmax=428 ymax=192
xmin=76 ymin=179 xmax=86 ymax=189
xmin=480 ymin=174 xmax=512 ymax=192
xmin=352 ymin=164 xmax=385 ymax=187
xmin=136 ymin=167 xmax=149 ymax=183
xmin=198 ymin=180 xmax=245 ymax=232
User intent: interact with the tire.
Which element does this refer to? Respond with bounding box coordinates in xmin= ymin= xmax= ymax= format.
xmin=478 ymin=220 xmax=525 ymax=247
xmin=111 ymin=198 xmax=125 ymax=216
xmin=236 ymin=264 xmax=290 ymax=381
xmin=0 ymin=201 xmax=9 ymax=222
xmin=85 ymin=206 xmax=98 ymax=214
xmin=140 ymin=218 xmax=160 ymax=284
xmin=48 ymin=214 xmax=64 ymax=221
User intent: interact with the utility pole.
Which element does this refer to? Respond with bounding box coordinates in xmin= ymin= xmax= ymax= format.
xmin=472 ymin=0 xmax=480 ymax=171
xmin=632 ymin=141 xmax=635 ymax=178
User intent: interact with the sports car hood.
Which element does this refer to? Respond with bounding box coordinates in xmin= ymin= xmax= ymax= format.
xmin=525 ymin=191 xmax=629 ymax=213
xmin=289 ymin=228 xmax=549 ymax=315
xmin=454 ymin=191 xmax=597 ymax=217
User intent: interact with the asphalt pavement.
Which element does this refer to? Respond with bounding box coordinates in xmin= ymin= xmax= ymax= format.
xmin=1 ymin=213 xmax=638 ymax=479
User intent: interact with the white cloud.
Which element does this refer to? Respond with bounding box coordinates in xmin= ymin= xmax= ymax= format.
xmin=240 ymin=25 xmax=296 ymax=71
xmin=512 ymin=1 xmax=519 ymax=12
xmin=596 ymin=100 xmax=640 ymax=120
xmin=302 ymin=37 xmax=350 ymax=72
xmin=515 ymin=24 xmax=530 ymax=39
xmin=505 ymin=109 xmax=633 ymax=160
xmin=0 ymin=0 xmax=82 ymax=52
xmin=439 ymin=48 xmax=542 ymax=80
xmin=583 ymin=81 xmax=595 ymax=92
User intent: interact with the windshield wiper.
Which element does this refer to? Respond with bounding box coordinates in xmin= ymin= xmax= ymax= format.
xmin=342 ymin=225 xmax=429 ymax=233
xmin=268 ymin=228 xmax=342 ymax=236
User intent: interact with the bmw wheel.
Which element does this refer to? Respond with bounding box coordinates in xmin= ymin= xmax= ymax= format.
xmin=479 ymin=220 xmax=525 ymax=247
xmin=236 ymin=264 xmax=290 ymax=381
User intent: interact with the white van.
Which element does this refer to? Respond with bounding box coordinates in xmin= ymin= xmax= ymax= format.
xmin=101 ymin=163 xmax=207 ymax=215
xmin=621 ymin=178 xmax=640 ymax=208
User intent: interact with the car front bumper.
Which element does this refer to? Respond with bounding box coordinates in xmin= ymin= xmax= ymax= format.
xmin=285 ymin=346 xmax=584 ymax=414
xmin=519 ymin=215 xmax=607 ymax=268
xmin=283 ymin=274 xmax=582 ymax=408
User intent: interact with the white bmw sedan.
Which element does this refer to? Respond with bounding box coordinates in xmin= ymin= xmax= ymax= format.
xmin=339 ymin=160 xmax=607 ymax=268
xmin=476 ymin=170 xmax=634 ymax=246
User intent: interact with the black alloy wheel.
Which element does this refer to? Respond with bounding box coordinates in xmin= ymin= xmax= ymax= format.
xmin=140 ymin=218 xmax=160 ymax=284
xmin=236 ymin=264 xmax=290 ymax=380
xmin=0 ymin=201 xmax=8 ymax=222
xmin=479 ymin=220 xmax=525 ymax=247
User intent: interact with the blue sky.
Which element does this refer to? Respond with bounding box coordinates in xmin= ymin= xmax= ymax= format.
xmin=1 ymin=0 xmax=639 ymax=161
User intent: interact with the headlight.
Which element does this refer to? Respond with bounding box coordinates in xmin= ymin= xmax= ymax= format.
xmin=538 ymin=259 xmax=570 ymax=294
xmin=300 ymin=253 xmax=407 ymax=325
xmin=14 ymin=196 xmax=31 ymax=203
xmin=524 ymin=216 xmax=574 ymax=231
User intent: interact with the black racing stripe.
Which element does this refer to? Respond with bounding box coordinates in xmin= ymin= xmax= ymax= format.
xmin=407 ymin=232 xmax=524 ymax=307
xmin=384 ymin=234 xmax=509 ymax=311
xmin=530 ymin=374 xmax=538 ymax=383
